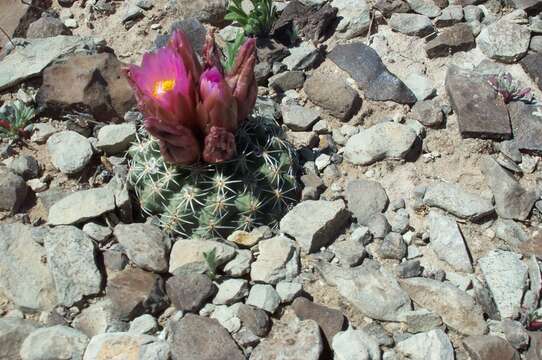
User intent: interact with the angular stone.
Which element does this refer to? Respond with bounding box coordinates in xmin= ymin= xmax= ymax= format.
xmin=509 ymin=100 xmax=542 ymax=154
xmin=404 ymin=73 xmax=436 ymax=101
xmin=332 ymin=329 xmax=381 ymax=360
xmin=281 ymin=104 xmax=320 ymax=131
xmin=175 ymin=0 xmax=228 ymax=26
xmin=389 ymin=13 xmax=434 ymax=36
xmin=169 ymin=314 xmax=244 ymax=360
xmin=428 ymin=211 xmax=473 ymax=272
xmin=236 ymin=303 xmax=271 ymax=338
xmin=246 ymin=284 xmax=281 ymax=313
xmin=425 ymin=23 xmax=475 ymax=58
xmin=292 ymin=297 xmax=347 ymax=344
xmin=280 ymin=200 xmax=349 ymax=253
xmin=345 ymin=179 xmax=388 ymax=225
xmin=0 ymin=168 xmax=27 ymax=213
xmin=213 ymin=279 xmax=249 ymax=305
xmin=114 ymin=223 xmax=170 ymax=273
xmin=400 ymin=309 xmax=443 ymax=333
xmin=166 ymin=273 xmax=215 ymax=312
xmin=375 ymin=0 xmax=411 ymax=16
xmin=480 ymin=156 xmax=536 ymax=220
xmin=8 ymin=155 xmax=39 ymax=180
xmin=331 ymin=0 xmax=371 ymax=39
xmin=479 ymin=250 xmax=528 ymax=319
xmin=502 ymin=319 xmax=530 ymax=350
xmin=72 ymin=299 xmax=127 ymax=337
xmin=168 ymin=239 xmax=236 ymax=274
xmin=463 ymin=335 xmax=520 ymax=360
xmin=20 ymin=325 xmax=89 ymax=360
xmin=250 ymin=235 xmax=300 ymax=284
xmin=379 ymin=232 xmax=407 ymax=260
xmin=0 ymin=318 xmax=40 ymax=360
xmin=27 ymin=15 xmax=71 ymax=38
xmin=317 ymin=260 xmax=412 ymax=321
xmin=396 ymin=329 xmax=454 ymax=360
xmin=45 ymin=226 xmax=101 ymax=306
xmin=435 ymin=5 xmax=463 ymax=27
xmin=477 ymin=20 xmax=531 ymax=63
xmin=527 ymin=331 xmax=542 ymax=360
xmin=406 ymin=0 xmax=442 ymax=17
xmin=493 ymin=219 xmax=528 ymax=246
xmin=283 ymin=42 xmax=321 ymax=71
xmin=83 ymin=332 xmax=169 ymax=360
xmin=520 ymin=52 xmax=542 ymax=90
xmin=46 ymin=130 xmax=93 ymax=174
xmin=250 ymin=319 xmax=323 ymax=360
xmin=0 ymin=224 xmax=56 ymax=311
xmin=0 ymin=0 xmax=36 ymax=48
xmin=399 ymin=277 xmax=487 ymax=335
xmin=48 ymin=187 xmax=116 ymax=225
xmin=154 ymin=18 xmax=207 ymax=54
xmin=0 ymin=36 xmax=99 ymax=91
xmin=269 ymin=71 xmax=305 ymax=92
xmin=328 ymin=43 xmax=416 ymax=104
xmin=445 ymin=66 xmax=511 ymax=139
xmin=96 ymin=123 xmax=137 ymax=154
xmin=344 ymin=122 xmax=418 ymax=165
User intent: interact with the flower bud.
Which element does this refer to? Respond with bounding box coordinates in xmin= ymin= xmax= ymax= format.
xmin=202 ymin=126 xmax=236 ymax=163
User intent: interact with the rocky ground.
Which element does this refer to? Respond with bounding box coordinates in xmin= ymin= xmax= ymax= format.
xmin=1 ymin=0 xmax=542 ymax=359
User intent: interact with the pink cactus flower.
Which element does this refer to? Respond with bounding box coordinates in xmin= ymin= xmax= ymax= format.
xmin=124 ymin=29 xmax=256 ymax=165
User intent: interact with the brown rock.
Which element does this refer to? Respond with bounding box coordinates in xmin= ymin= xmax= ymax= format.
xmin=521 ymin=52 xmax=542 ymax=93
xmin=509 ymin=100 xmax=542 ymax=154
xmin=37 ymin=53 xmax=135 ymax=122
xmin=165 ymin=273 xmax=216 ymax=312
xmin=0 ymin=318 xmax=40 ymax=360
xmin=0 ymin=168 xmax=28 ymax=213
xmin=26 ymin=15 xmax=71 ymax=38
xmin=292 ymin=297 xmax=347 ymax=345
xmin=425 ymin=23 xmax=475 ymax=58
xmin=519 ymin=233 xmax=542 ymax=260
xmin=445 ymin=65 xmax=511 ymax=140
xmin=463 ymin=335 xmax=520 ymax=360
xmin=106 ymin=267 xmax=169 ymax=320
xmin=375 ymin=0 xmax=411 ymax=17
xmin=169 ymin=314 xmax=244 ymax=360
xmin=237 ymin=304 xmax=271 ymax=337
xmin=0 ymin=0 xmax=42 ymax=50
xmin=527 ymin=331 xmax=542 ymax=360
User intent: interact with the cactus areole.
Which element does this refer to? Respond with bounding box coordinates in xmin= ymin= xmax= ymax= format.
xmin=126 ymin=30 xmax=300 ymax=238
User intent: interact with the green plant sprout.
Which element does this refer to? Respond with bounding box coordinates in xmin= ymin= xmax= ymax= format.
xmin=223 ymin=31 xmax=247 ymax=72
xmin=225 ymin=0 xmax=277 ymax=37
xmin=203 ymin=248 xmax=219 ymax=280
xmin=0 ymin=100 xmax=36 ymax=140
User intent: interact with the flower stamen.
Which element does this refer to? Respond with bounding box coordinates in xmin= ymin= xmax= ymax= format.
xmin=153 ymin=79 xmax=176 ymax=98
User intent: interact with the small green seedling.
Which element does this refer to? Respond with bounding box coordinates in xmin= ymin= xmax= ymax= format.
xmin=0 ymin=101 xmax=36 ymax=140
xmin=225 ymin=0 xmax=277 ymax=37
xmin=203 ymin=247 xmax=219 ymax=280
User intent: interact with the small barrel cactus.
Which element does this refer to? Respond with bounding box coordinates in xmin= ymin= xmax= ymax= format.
xmin=124 ymin=30 xmax=300 ymax=238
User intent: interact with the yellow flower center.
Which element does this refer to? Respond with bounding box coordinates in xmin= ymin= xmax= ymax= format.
xmin=152 ymin=79 xmax=176 ymax=98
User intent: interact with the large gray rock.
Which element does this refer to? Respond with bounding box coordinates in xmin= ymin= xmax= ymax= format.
xmin=96 ymin=123 xmax=137 ymax=155
xmin=477 ymin=20 xmax=531 ymax=63
xmin=169 ymin=239 xmax=236 ymax=274
xmin=169 ymin=314 xmax=244 ymax=360
xmin=345 ymin=179 xmax=389 ymax=225
xmin=520 ymin=52 xmax=542 ymax=91
xmin=0 ymin=224 xmax=57 ymax=311
xmin=281 ymin=104 xmax=320 ymax=131
xmin=332 ymin=329 xmax=381 ymax=360
xmin=428 ymin=211 xmax=473 ymax=272
xmin=280 ymin=200 xmax=350 ymax=253
xmin=396 ymin=329 xmax=454 ymax=360
xmin=331 ymin=0 xmax=371 ymax=39
xmin=114 ymin=223 xmax=170 ymax=273
xmin=344 ymin=122 xmax=418 ymax=165
xmin=0 ymin=318 xmax=40 ymax=360
xmin=480 ymin=156 xmax=536 ymax=220
xmin=399 ymin=277 xmax=487 ymax=335
xmin=250 ymin=319 xmax=323 ymax=360
xmin=48 ymin=187 xmax=116 ymax=225
xmin=283 ymin=42 xmax=321 ymax=71
xmin=0 ymin=167 xmax=28 ymax=213
xmin=423 ymin=181 xmax=494 ymax=220
xmin=0 ymin=36 xmax=99 ymax=91
xmin=509 ymin=101 xmax=542 ymax=154
xmin=45 ymin=226 xmax=102 ymax=306
xmin=389 ymin=13 xmax=434 ymax=36
xmin=317 ymin=260 xmax=412 ymax=321
xmin=329 ymin=43 xmax=417 ymax=104
xmin=20 ymin=325 xmax=89 ymax=360
xmin=246 ymin=284 xmax=282 ymax=313
xmin=405 ymin=0 xmax=441 ymax=17
xmin=463 ymin=335 xmax=520 ymax=360
xmin=445 ymin=66 xmax=511 ymax=140
xmin=83 ymin=332 xmax=170 ymax=360
xmin=424 ymin=23 xmax=475 ymax=58
xmin=166 ymin=273 xmax=216 ymax=312
xmin=479 ymin=250 xmax=528 ymax=319
xmin=250 ymin=235 xmax=300 ymax=284
xmin=47 ymin=130 xmax=93 ymax=174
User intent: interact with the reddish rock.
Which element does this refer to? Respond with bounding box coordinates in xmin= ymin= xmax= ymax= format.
xmin=0 ymin=0 xmax=45 ymax=50
xmin=463 ymin=335 xmax=520 ymax=360
xmin=37 ymin=53 xmax=135 ymax=122
xmin=292 ymin=297 xmax=347 ymax=345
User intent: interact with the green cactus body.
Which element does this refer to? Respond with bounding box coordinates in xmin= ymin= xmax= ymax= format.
xmin=128 ymin=112 xmax=300 ymax=238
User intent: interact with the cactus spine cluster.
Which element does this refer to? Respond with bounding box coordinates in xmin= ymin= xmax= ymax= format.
xmin=128 ymin=110 xmax=300 ymax=238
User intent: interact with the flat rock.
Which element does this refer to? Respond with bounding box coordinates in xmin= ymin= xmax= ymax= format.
xmin=0 ymin=0 xmax=35 ymax=48
xmin=114 ymin=223 xmax=170 ymax=273
xmin=250 ymin=235 xmax=300 ymax=284
xmin=27 ymin=15 xmax=71 ymax=38
xmin=83 ymin=332 xmax=169 ymax=360
xmin=479 ymin=250 xmax=528 ymax=319
xmin=445 ymin=66 xmax=511 ymax=140
xmin=246 ymin=284 xmax=282 ymax=313
xmin=404 ymin=73 xmax=436 ymax=101
xmin=0 ymin=318 xmax=40 ymax=360
xmin=292 ymin=297 xmax=347 ymax=345
xmin=480 ymin=156 xmax=536 ymax=220
xmin=250 ymin=319 xmax=323 ymax=360
xmin=520 ymin=52 xmax=542 ymax=90
xmin=396 ymin=329 xmax=454 ymax=360
xmin=283 ymin=42 xmax=321 ymax=71
xmin=406 ymin=0 xmax=442 ymax=17
xmin=175 ymin=0 xmax=227 ymax=26
xmin=0 ymin=36 xmax=99 ymax=91
xmin=317 ymin=260 xmax=412 ymax=321
xmin=509 ymin=100 xmax=542 ymax=154
xmin=428 ymin=211 xmax=473 ymax=272
xmin=329 ymin=43 xmax=416 ymax=104
xmin=47 ymin=130 xmax=93 ymax=174
xmin=435 ymin=5 xmax=463 ymax=27
xmin=332 ymin=329 xmax=381 ymax=360
xmin=213 ymin=279 xmax=248 ymax=305
xmin=527 ymin=331 xmax=542 ymax=360
xmin=399 ymin=277 xmax=488 ymax=335
xmin=345 ymin=179 xmax=389 ymax=225
xmin=477 ymin=20 xmax=531 ymax=63
xmin=389 ymin=13 xmax=435 ymax=36
xmin=280 ymin=199 xmax=349 ymax=253
xmin=281 ymin=104 xmax=320 ymax=131
xmin=493 ymin=218 xmax=528 ymax=246
xmin=375 ymin=0 xmax=411 ymax=16
xmin=48 ymin=187 xmax=116 ymax=225
xmin=20 ymin=325 xmax=89 ymax=360
xmin=45 ymin=226 xmax=101 ymax=306
xmin=423 ymin=181 xmax=494 ymax=220
xmin=72 ymin=299 xmax=127 ymax=337
xmin=331 ymin=0 xmax=371 ymax=39
xmin=166 ymin=273 xmax=216 ymax=312
xmin=409 ymin=100 xmax=443 ymax=126
xmin=169 ymin=239 xmax=236 ymax=274
xmin=0 ymin=224 xmax=56 ymax=310
xmin=96 ymin=123 xmax=137 ymax=154
xmin=463 ymin=335 xmax=520 ymax=360
xmin=425 ymin=23 xmax=475 ymax=58
xmin=0 ymin=167 xmax=28 ymax=213
xmin=344 ymin=122 xmax=418 ymax=165
xmin=169 ymin=314 xmax=244 ymax=360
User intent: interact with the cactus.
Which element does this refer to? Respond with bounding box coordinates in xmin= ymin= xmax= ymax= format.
xmin=128 ymin=109 xmax=300 ymax=239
